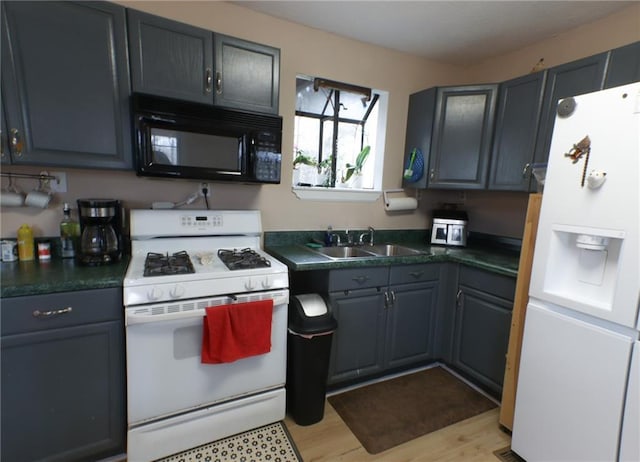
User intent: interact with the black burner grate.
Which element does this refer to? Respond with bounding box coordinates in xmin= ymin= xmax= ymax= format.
xmin=143 ymin=251 xmax=195 ymax=277
xmin=217 ymin=248 xmax=271 ymax=271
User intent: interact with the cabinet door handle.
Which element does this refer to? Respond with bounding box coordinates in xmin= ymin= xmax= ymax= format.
xmin=522 ymin=163 xmax=531 ymax=178
xmin=384 ymin=291 xmax=390 ymax=309
xmin=10 ymin=128 xmax=22 ymax=157
xmin=205 ymin=68 xmax=213 ymax=93
xmin=389 ymin=290 xmax=396 ymax=308
xmin=409 ymin=271 xmax=424 ymax=279
xmin=215 ymin=71 xmax=222 ymax=94
xmin=430 ymin=168 xmax=435 ymax=180
xmin=352 ymin=275 xmax=369 ymax=285
xmin=33 ymin=306 xmax=73 ymax=318
xmin=456 ymin=289 xmax=463 ymax=307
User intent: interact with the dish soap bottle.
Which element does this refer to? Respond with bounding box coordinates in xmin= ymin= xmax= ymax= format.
xmin=60 ymin=202 xmax=80 ymax=259
xmin=17 ymin=224 xmax=34 ymax=261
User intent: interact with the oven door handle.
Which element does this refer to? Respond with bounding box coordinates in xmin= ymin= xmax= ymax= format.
xmin=126 ymin=309 xmax=207 ymax=326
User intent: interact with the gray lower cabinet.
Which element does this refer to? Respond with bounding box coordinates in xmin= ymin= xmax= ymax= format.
xmin=318 ymin=265 xmax=440 ymax=385
xmin=488 ymin=71 xmax=546 ymax=191
xmin=1 ymin=1 xmax=132 ymax=169
xmin=531 ymin=52 xmax=608 ymax=168
xmin=451 ymin=266 xmax=515 ymax=396
xmin=1 ymin=288 xmax=126 ymax=462
xmin=384 ymin=265 xmax=439 ymax=369
xmin=328 ymin=285 xmax=387 ymax=383
xmin=428 ymin=85 xmax=498 ymax=189
xmin=127 ymin=9 xmax=280 ymax=114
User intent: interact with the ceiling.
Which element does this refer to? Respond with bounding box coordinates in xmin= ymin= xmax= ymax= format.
xmin=231 ymin=1 xmax=635 ymax=65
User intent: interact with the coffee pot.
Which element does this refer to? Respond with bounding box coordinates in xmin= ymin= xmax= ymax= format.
xmin=77 ymin=199 xmax=122 ymax=265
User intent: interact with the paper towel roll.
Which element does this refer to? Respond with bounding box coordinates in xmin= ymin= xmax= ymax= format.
xmin=384 ymin=197 xmax=418 ymax=211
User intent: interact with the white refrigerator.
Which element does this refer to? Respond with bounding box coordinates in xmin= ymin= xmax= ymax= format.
xmin=512 ymin=82 xmax=640 ymax=462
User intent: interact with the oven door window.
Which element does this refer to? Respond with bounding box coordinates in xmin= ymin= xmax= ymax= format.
xmin=150 ymin=127 xmax=242 ymax=172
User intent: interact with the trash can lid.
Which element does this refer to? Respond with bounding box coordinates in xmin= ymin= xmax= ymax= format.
xmin=289 ymin=294 xmax=337 ymax=335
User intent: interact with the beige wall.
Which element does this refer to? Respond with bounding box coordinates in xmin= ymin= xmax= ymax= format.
xmin=2 ymin=1 xmax=638 ymax=241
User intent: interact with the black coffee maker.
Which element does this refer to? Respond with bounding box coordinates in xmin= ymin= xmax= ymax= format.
xmin=77 ymin=199 xmax=123 ymax=265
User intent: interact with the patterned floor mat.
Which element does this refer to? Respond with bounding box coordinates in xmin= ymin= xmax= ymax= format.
xmin=156 ymin=421 xmax=303 ymax=462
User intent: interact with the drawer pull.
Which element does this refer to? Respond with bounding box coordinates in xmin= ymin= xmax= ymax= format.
xmin=409 ymin=271 xmax=424 ymax=279
xmin=33 ymin=307 xmax=73 ymax=318
xmin=352 ymin=275 xmax=370 ymax=285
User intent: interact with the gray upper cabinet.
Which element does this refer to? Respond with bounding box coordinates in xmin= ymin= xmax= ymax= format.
xmin=604 ymin=41 xmax=640 ymax=89
xmin=428 ymin=85 xmax=498 ymax=189
xmin=488 ymin=72 xmax=546 ymax=191
xmin=127 ymin=9 xmax=214 ymax=104
xmin=532 ymin=52 xmax=608 ymax=167
xmin=401 ymin=87 xmax=436 ymax=189
xmin=1 ymin=1 xmax=132 ymax=169
xmin=214 ymin=34 xmax=280 ymax=114
xmin=1 ymin=106 xmax=9 ymax=165
xmin=127 ymin=9 xmax=280 ymax=114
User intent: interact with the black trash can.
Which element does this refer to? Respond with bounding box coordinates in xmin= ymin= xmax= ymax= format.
xmin=286 ymin=294 xmax=338 ymax=426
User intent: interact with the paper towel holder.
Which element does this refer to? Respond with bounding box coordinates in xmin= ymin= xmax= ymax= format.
xmin=383 ymin=188 xmax=420 ymax=212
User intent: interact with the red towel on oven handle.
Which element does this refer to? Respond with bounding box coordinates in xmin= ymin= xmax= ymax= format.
xmin=201 ymin=299 xmax=274 ymax=364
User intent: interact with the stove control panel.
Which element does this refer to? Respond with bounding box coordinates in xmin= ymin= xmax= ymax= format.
xmin=124 ymin=271 xmax=289 ymax=306
xmin=180 ymin=214 xmax=223 ymax=229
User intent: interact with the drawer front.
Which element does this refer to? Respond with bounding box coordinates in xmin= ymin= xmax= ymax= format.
xmin=389 ymin=263 xmax=440 ymax=285
xmin=459 ymin=265 xmax=515 ymax=301
xmin=2 ymin=288 xmax=122 ymax=335
xmin=328 ymin=267 xmax=389 ymax=292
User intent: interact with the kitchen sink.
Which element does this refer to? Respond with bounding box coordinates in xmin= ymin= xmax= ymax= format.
xmin=311 ymin=243 xmax=428 ymax=259
xmin=314 ymin=246 xmax=376 ymax=259
xmin=365 ymin=244 xmax=427 ymax=256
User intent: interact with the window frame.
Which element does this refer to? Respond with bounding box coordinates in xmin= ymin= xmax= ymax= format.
xmin=292 ymin=75 xmax=387 ymax=202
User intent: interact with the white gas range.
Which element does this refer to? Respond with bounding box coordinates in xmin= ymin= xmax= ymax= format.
xmin=123 ymin=209 xmax=289 ymax=462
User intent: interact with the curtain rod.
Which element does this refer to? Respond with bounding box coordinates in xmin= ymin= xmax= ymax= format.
xmin=313 ymin=78 xmax=372 ymax=101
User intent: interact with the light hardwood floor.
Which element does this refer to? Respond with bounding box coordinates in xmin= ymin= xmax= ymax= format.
xmin=285 ymin=402 xmax=511 ymax=461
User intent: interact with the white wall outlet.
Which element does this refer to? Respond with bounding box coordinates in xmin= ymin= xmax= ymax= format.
xmin=48 ymin=171 xmax=67 ymax=193
xmin=198 ymin=182 xmax=211 ymax=197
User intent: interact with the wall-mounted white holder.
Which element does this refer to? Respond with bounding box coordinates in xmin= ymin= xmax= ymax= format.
xmin=383 ymin=188 xmax=419 ymax=212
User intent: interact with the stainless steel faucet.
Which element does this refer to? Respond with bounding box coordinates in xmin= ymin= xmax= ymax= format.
xmin=358 ymin=226 xmax=375 ymax=245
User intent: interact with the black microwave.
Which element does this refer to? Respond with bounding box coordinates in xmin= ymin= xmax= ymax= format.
xmin=132 ymin=93 xmax=282 ymax=184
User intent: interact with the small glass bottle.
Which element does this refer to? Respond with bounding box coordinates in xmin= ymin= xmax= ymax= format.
xmin=60 ymin=203 xmax=80 ymax=259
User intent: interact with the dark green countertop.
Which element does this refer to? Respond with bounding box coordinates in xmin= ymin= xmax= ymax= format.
xmin=265 ymin=243 xmax=519 ymax=277
xmin=1 ymin=257 xmax=129 ymax=298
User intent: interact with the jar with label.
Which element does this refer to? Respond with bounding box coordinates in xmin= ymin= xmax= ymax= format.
xmin=17 ymin=224 xmax=34 ymax=261
xmin=37 ymin=241 xmax=51 ymax=261
xmin=1 ymin=240 xmax=18 ymax=262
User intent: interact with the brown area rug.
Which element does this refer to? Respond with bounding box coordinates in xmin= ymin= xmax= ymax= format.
xmin=328 ymin=366 xmax=497 ymax=454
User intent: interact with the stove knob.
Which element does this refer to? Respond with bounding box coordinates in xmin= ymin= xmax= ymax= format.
xmin=244 ymin=278 xmax=256 ymax=290
xmin=261 ymin=276 xmax=273 ymax=289
xmin=170 ymin=284 xmax=185 ymax=299
xmin=148 ymin=287 xmax=164 ymax=301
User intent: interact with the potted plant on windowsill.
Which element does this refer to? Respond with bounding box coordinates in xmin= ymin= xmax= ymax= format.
xmin=316 ymin=157 xmax=332 ymax=187
xmin=293 ymin=150 xmax=317 ymax=186
xmin=341 ymin=145 xmax=370 ymax=188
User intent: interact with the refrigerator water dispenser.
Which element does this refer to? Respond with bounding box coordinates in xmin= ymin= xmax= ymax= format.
xmin=540 ymin=225 xmax=624 ymax=314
